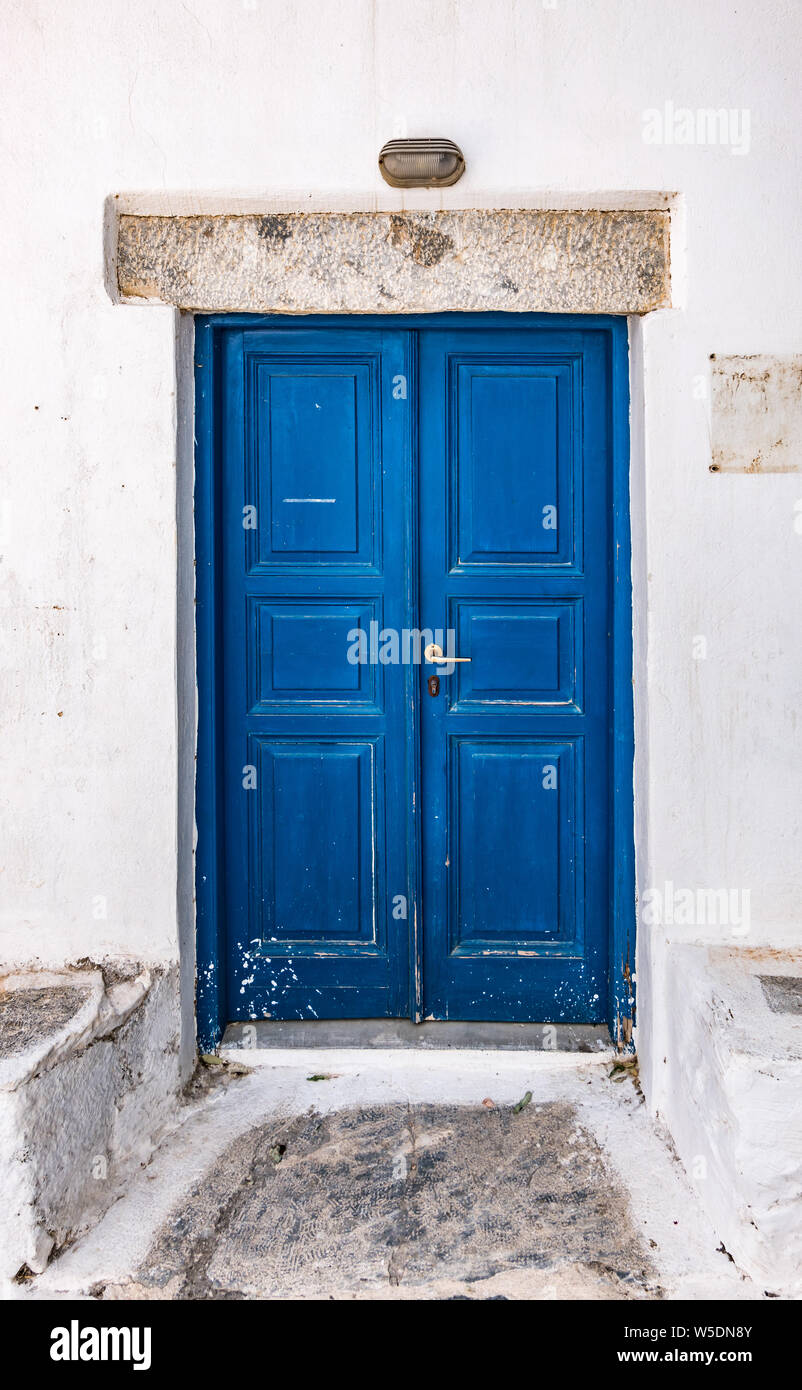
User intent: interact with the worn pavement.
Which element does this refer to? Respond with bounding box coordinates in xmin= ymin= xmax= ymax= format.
xmin=23 ymin=1051 xmax=770 ymax=1301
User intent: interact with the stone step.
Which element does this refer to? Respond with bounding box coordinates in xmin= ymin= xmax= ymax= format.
xmin=0 ymin=966 xmax=180 ymax=1282
xmin=658 ymin=944 xmax=802 ymax=1288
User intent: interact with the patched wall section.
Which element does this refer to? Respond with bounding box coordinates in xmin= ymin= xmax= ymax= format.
xmin=116 ymin=209 xmax=671 ymax=315
xmin=711 ymin=354 xmax=802 ymax=473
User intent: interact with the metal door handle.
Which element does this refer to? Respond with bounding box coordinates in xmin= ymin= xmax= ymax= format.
xmin=423 ymin=643 xmax=471 ymax=663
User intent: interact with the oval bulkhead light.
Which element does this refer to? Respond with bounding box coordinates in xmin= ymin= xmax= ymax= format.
xmin=378 ymin=138 xmax=466 ymax=188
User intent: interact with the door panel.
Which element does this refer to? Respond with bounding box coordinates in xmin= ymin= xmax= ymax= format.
xmin=250 ymin=737 xmax=381 ymax=945
xmin=451 ymin=738 xmax=581 ymax=949
xmin=419 ymin=327 xmax=612 ymax=1021
xmin=452 ymin=359 xmax=579 ymax=570
xmin=248 ymin=599 xmax=383 ymax=712
xmin=248 ymin=356 xmax=382 ymax=573
xmin=220 ymin=328 xmax=413 ymax=1020
xmin=449 ymin=599 xmax=583 ymax=711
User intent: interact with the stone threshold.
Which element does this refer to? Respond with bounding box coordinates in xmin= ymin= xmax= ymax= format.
xmin=221 ymin=1018 xmax=611 ymax=1053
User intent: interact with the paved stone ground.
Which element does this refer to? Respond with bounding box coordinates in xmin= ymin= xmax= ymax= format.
xmin=100 ymin=1100 xmax=656 ymax=1301
xmin=28 ymin=1056 xmax=766 ymax=1302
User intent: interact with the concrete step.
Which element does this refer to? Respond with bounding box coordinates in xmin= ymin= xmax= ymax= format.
xmin=659 ymin=944 xmax=802 ymax=1288
xmin=0 ymin=966 xmax=180 ymax=1281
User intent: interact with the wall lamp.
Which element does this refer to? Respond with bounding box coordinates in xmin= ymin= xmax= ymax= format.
xmin=378 ymin=138 xmax=466 ymax=188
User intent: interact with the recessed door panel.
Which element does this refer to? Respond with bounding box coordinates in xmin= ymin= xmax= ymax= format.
xmin=249 ymin=738 xmax=382 ymax=948
xmin=247 ymin=598 xmax=382 ymax=713
xmin=449 ymin=599 xmax=583 ymax=711
xmin=450 ymin=738 xmax=581 ymax=951
xmin=451 ymin=360 xmax=580 ymax=571
xmin=246 ymin=357 xmax=382 ymax=574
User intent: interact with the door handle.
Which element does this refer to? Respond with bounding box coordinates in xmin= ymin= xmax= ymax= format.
xmin=423 ymin=643 xmax=471 ymax=663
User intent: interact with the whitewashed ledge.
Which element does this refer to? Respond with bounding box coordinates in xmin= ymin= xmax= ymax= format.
xmin=116 ymin=208 xmax=671 ymax=316
xmin=0 ymin=965 xmax=181 ymax=1283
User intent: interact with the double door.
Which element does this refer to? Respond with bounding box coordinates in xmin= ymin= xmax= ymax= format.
xmin=212 ymin=319 xmax=619 ymax=1024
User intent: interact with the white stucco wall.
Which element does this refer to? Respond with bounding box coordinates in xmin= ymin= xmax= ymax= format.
xmin=2 ymin=0 xmax=801 ymax=1104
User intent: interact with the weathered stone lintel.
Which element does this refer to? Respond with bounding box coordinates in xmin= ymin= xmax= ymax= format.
xmin=117 ymin=209 xmax=671 ymax=316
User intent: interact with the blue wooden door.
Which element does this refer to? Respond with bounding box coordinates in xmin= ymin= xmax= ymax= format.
xmin=218 ymin=326 xmax=415 ymax=1020
xmin=418 ymin=325 xmax=614 ymax=1021
xmin=204 ymin=317 xmax=626 ymax=1029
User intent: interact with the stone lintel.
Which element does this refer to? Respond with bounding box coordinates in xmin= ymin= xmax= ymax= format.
xmin=117 ymin=208 xmax=671 ymax=316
